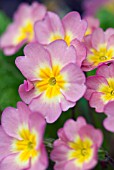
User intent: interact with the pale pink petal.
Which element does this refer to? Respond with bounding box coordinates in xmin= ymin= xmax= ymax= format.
xmin=19 ymin=83 xmax=41 ymax=104
xmin=30 ymin=144 xmax=48 ymax=170
xmin=107 ymin=34 xmax=114 ymax=48
xmin=1 ymin=102 xmax=30 ymax=139
xmin=84 ymin=89 xmax=95 ymax=100
xmin=103 ymin=117 xmax=114 ymax=132
xmin=51 ymin=144 xmax=69 ymax=162
xmin=103 ymin=101 xmax=114 ymax=132
xmin=105 ymin=28 xmax=114 ymax=41
xmin=29 ymin=95 xmax=62 ymax=123
xmin=0 ymin=154 xmax=29 ymax=170
xmin=0 ymin=127 xmax=13 ymax=162
xmin=29 ymin=113 xmax=46 ymax=146
xmin=79 ymin=125 xmax=103 ymax=148
xmin=85 ymin=75 xmax=108 ymax=90
xmin=54 ymin=161 xmax=67 ymax=170
xmin=71 ymin=39 xmax=86 ymax=67
xmin=35 ymin=11 xmax=64 ymax=44
xmin=63 ymin=117 xmax=86 ymax=141
xmin=15 ymin=43 xmax=52 ymax=80
xmin=60 ymin=63 xmax=86 ymax=102
xmin=45 ymin=40 xmax=77 ymax=68
xmin=91 ymin=28 xmax=105 ymax=50
xmin=96 ymin=63 xmax=114 ymax=78
xmin=84 ymin=34 xmax=92 ymax=49
xmin=60 ymin=97 xmax=76 ymax=112
xmin=104 ymin=101 xmax=114 ymax=116
xmin=62 ymin=12 xmax=87 ymax=41
xmin=89 ymin=92 xmax=105 ymax=112
xmin=65 ymin=160 xmax=80 ymax=170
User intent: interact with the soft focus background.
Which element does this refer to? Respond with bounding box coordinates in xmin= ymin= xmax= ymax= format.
xmin=1 ymin=0 xmax=114 ymax=169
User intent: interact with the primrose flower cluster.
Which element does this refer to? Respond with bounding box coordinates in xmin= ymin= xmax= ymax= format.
xmin=0 ymin=1 xmax=114 ymax=170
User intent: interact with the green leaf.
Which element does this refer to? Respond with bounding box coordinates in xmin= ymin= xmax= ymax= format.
xmin=0 ymin=10 xmax=11 ymax=35
xmin=0 ymin=50 xmax=24 ymax=111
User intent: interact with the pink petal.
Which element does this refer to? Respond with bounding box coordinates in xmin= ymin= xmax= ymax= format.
xmin=35 ymin=11 xmax=64 ymax=44
xmin=45 ymin=40 xmax=77 ymax=68
xmin=91 ymin=28 xmax=105 ymax=50
xmin=29 ymin=113 xmax=46 ymax=147
xmin=86 ymin=75 xmax=108 ymax=90
xmin=96 ymin=63 xmax=114 ymax=78
xmin=107 ymin=34 xmax=114 ymax=48
xmin=1 ymin=102 xmax=30 ymax=139
xmin=30 ymin=144 xmax=48 ymax=170
xmin=51 ymin=144 xmax=69 ymax=162
xmin=105 ymin=28 xmax=114 ymax=41
xmin=15 ymin=43 xmax=52 ymax=80
xmin=62 ymin=12 xmax=87 ymax=41
xmin=104 ymin=101 xmax=114 ymax=116
xmin=19 ymin=83 xmax=41 ymax=104
xmin=84 ymin=89 xmax=95 ymax=100
xmin=60 ymin=97 xmax=76 ymax=112
xmin=63 ymin=117 xmax=86 ymax=141
xmin=60 ymin=63 xmax=86 ymax=102
xmin=103 ymin=117 xmax=114 ymax=132
xmin=89 ymin=92 xmax=105 ymax=112
xmin=0 ymin=127 xmax=13 ymax=162
xmin=0 ymin=154 xmax=29 ymax=170
xmin=29 ymin=95 xmax=62 ymax=123
xmin=71 ymin=39 xmax=86 ymax=67
xmin=79 ymin=125 xmax=103 ymax=148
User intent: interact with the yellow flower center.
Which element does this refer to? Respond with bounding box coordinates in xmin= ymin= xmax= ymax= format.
xmin=87 ymin=44 xmax=114 ymax=66
xmin=11 ymin=124 xmax=39 ymax=165
xmin=35 ymin=65 xmax=66 ymax=99
xmin=68 ymin=136 xmax=93 ymax=168
xmin=98 ymin=78 xmax=114 ymax=103
xmin=13 ymin=20 xmax=34 ymax=45
xmin=48 ymin=77 xmax=56 ymax=86
xmin=49 ymin=31 xmax=73 ymax=46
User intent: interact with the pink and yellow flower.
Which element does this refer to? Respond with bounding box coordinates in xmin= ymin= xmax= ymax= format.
xmin=34 ymin=11 xmax=87 ymax=67
xmin=85 ymin=63 xmax=114 ymax=112
xmin=0 ymin=2 xmax=46 ymax=55
xmin=0 ymin=102 xmax=48 ymax=170
xmin=84 ymin=16 xmax=100 ymax=36
xmin=15 ymin=41 xmax=86 ymax=123
xmin=82 ymin=28 xmax=114 ymax=71
xmin=51 ymin=116 xmax=103 ymax=170
xmin=103 ymin=101 xmax=114 ymax=132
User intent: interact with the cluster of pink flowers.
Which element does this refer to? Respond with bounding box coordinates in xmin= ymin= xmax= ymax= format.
xmin=1 ymin=1 xmax=114 ymax=170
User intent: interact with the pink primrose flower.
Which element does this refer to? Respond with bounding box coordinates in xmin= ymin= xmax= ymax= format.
xmin=0 ymin=102 xmax=48 ymax=170
xmin=51 ymin=116 xmax=103 ymax=170
xmin=104 ymin=101 xmax=114 ymax=132
xmin=85 ymin=62 xmax=114 ymax=112
xmin=34 ymin=11 xmax=87 ymax=67
xmin=0 ymin=2 xmax=46 ymax=55
xmin=82 ymin=28 xmax=114 ymax=71
xmin=15 ymin=41 xmax=86 ymax=123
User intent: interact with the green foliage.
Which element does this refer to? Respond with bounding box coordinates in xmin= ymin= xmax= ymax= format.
xmin=0 ymin=11 xmax=24 ymax=111
xmin=96 ymin=8 xmax=114 ymax=30
xmin=0 ymin=11 xmax=11 ymax=35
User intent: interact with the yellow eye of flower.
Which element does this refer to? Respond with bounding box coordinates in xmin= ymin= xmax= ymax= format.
xmin=87 ymin=44 xmax=114 ymax=66
xmin=48 ymin=77 xmax=56 ymax=86
xmin=98 ymin=78 xmax=114 ymax=103
xmin=13 ymin=20 xmax=34 ymax=45
xmin=35 ymin=65 xmax=66 ymax=99
xmin=11 ymin=124 xmax=39 ymax=165
xmin=68 ymin=136 xmax=93 ymax=168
